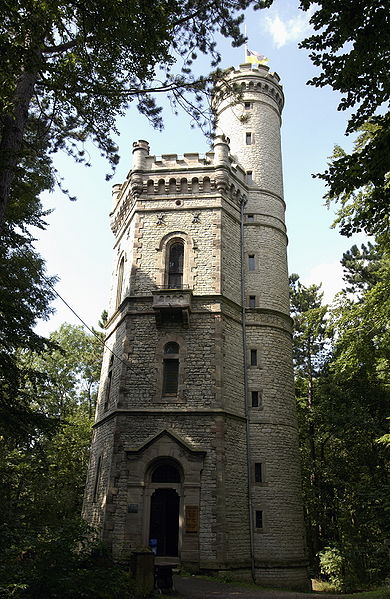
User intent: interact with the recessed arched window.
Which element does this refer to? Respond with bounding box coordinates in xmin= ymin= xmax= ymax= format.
xmin=116 ymin=256 xmax=124 ymax=309
xmin=167 ymin=242 xmax=184 ymax=289
xmin=163 ymin=342 xmax=180 ymax=395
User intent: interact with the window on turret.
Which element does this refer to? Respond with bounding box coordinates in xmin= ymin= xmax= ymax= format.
xmin=250 ymin=349 xmax=257 ymax=366
xmin=255 ymin=510 xmax=264 ymax=529
xmin=251 ymin=390 xmax=261 ymax=407
xmin=246 ymin=171 xmax=253 ymax=184
xmin=244 ymin=102 xmax=253 ymax=110
xmin=249 ymin=295 xmax=256 ymax=308
xmin=255 ymin=462 xmax=263 ymax=483
xmin=247 ymin=213 xmax=254 ymax=221
xmin=163 ymin=342 xmax=180 ymax=395
xmin=167 ymin=242 xmax=184 ymax=289
xmin=248 ymin=254 xmax=255 ymax=270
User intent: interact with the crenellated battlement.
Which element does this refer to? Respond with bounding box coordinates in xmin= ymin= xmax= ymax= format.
xmin=145 ymin=152 xmax=214 ymax=170
xmin=110 ymin=168 xmax=247 ymax=235
xmin=110 ymin=139 xmax=248 ymax=234
xmin=220 ymin=63 xmax=284 ymax=110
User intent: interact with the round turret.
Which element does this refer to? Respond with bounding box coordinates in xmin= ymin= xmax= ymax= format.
xmin=132 ymin=139 xmax=150 ymax=171
xmin=214 ymin=63 xmax=284 ymax=196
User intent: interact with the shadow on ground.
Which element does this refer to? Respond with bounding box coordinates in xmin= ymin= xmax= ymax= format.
xmin=172 ymin=575 xmax=341 ymax=599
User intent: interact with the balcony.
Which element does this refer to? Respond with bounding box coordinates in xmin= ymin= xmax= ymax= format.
xmin=152 ymin=286 xmax=192 ymax=326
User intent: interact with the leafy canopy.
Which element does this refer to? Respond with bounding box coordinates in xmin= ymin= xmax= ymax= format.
xmin=295 ymin=0 xmax=390 ymax=240
xmin=0 ymin=0 xmax=260 ymax=221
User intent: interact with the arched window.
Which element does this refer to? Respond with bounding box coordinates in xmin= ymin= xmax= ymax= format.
xmin=167 ymin=242 xmax=184 ymax=289
xmin=116 ymin=257 xmax=124 ymax=309
xmin=163 ymin=342 xmax=179 ymax=395
xmin=151 ymin=463 xmax=181 ymax=483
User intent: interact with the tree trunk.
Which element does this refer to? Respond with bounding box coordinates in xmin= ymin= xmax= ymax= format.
xmin=0 ymin=51 xmax=42 ymax=226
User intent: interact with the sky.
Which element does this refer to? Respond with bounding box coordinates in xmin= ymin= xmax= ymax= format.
xmin=33 ymin=0 xmax=367 ymax=337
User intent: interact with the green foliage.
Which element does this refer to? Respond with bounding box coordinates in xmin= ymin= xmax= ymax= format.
xmin=290 ymin=250 xmax=389 ymax=590
xmin=298 ymin=1 xmax=389 ymax=132
xmin=0 ymin=116 xmax=58 ymax=439
xmin=319 ymin=547 xmax=346 ymax=592
xmin=0 ymin=520 xmax=136 ymax=599
xmin=0 ymin=0 xmax=261 ymax=221
xmin=295 ymin=2 xmax=390 ymax=240
xmin=0 ymin=323 xmax=107 ymax=598
xmin=323 ymin=120 xmax=390 ymax=240
xmin=21 ymin=323 xmax=103 ymax=419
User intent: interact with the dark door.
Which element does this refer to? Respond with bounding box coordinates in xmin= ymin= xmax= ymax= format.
xmin=149 ymin=488 xmax=179 ymax=556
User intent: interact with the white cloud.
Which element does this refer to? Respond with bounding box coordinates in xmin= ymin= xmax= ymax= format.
xmin=302 ymin=261 xmax=344 ymax=304
xmin=265 ymin=11 xmax=313 ymax=48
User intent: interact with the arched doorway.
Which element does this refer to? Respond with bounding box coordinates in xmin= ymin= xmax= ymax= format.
xmin=148 ymin=462 xmax=181 ymax=557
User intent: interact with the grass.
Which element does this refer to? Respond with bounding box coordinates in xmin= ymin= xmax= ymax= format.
xmin=312 ymin=579 xmax=390 ymax=598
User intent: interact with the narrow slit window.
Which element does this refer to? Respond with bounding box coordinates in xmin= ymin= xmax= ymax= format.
xmin=246 ymin=132 xmax=253 ymax=145
xmin=255 ymin=463 xmax=262 ymax=483
xmin=167 ymin=242 xmax=184 ymax=289
xmin=163 ymin=342 xmax=180 ymax=396
xmin=248 ymin=254 xmax=255 ymax=271
xmin=251 ymin=390 xmax=260 ymax=407
xmin=93 ymin=456 xmax=102 ymax=503
xmin=247 ymin=213 xmax=254 ymax=222
xmin=104 ymin=356 xmax=114 ymax=411
xmin=255 ymin=510 xmax=263 ymax=529
xmin=250 ymin=349 xmax=257 ymax=366
xmin=244 ymin=102 xmax=252 ymax=110
xmin=249 ymin=295 xmax=256 ymax=308
xmin=246 ymin=171 xmax=253 ymax=184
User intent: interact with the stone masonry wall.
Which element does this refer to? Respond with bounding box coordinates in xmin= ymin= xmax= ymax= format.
xmin=83 ymin=62 xmax=308 ymax=590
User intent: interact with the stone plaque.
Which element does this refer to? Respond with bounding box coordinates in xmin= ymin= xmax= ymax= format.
xmin=185 ymin=505 xmax=199 ymax=533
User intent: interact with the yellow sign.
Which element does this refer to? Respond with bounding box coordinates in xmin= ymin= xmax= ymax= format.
xmin=185 ymin=505 xmax=199 ymax=533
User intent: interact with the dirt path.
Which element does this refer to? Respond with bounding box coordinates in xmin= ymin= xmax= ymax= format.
xmin=172 ymin=575 xmax=340 ymax=599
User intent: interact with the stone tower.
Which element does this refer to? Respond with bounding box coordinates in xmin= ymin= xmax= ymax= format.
xmin=83 ymin=63 xmax=308 ymax=589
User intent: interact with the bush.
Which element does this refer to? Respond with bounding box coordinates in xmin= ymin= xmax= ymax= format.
xmin=319 ymin=547 xmax=346 ymax=592
xmin=0 ymin=519 xmax=136 ymax=599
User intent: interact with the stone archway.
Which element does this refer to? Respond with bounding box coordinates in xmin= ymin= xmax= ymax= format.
xmin=125 ymin=430 xmax=206 ymax=566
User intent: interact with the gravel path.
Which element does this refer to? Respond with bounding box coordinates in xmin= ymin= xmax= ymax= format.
xmin=172 ymin=575 xmax=340 ymax=599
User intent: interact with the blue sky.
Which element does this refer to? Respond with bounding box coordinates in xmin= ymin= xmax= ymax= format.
xmin=34 ymin=0 xmax=366 ymax=336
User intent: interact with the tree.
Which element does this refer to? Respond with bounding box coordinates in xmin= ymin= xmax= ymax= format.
xmin=22 ymin=323 xmax=103 ymax=419
xmin=340 ymin=241 xmax=382 ymax=295
xmin=295 ymin=0 xmax=390 ymax=240
xmin=0 ymin=116 xmax=58 ymax=438
xmin=0 ymin=323 xmax=107 ymax=598
xmin=0 ymin=0 xmax=258 ymax=224
xmin=290 ymin=242 xmax=390 ymax=589
xmin=289 ymin=274 xmax=330 ymax=569
xmin=321 ymin=244 xmax=390 ymax=590
xmin=323 ymin=121 xmax=389 ymax=241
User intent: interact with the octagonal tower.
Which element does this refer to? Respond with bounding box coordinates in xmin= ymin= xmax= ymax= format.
xmin=83 ymin=63 xmax=308 ymax=590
